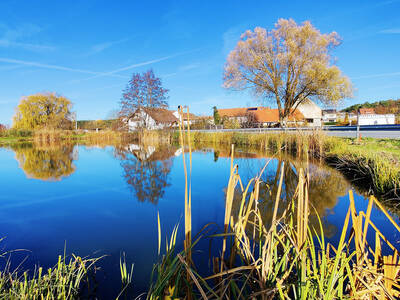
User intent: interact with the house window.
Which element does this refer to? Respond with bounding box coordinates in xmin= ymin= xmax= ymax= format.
xmin=306 ymin=118 xmax=314 ymax=123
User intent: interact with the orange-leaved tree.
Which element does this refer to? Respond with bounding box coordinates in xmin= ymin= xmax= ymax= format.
xmin=223 ymin=19 xmax=353 ymax=126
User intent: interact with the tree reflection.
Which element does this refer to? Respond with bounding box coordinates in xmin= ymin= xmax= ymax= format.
xmin=115 ymin=144 xmax=177 ymax=204
xmin=11 ymin=143 xmax=76 ymax=181
xmin=230 ymin=157 xmax=349 ymax=237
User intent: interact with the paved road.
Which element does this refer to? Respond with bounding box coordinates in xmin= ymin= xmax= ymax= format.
xmin=325 ymin=130 xmax=400 ymax=139
xmin=191 ymin=125 xmax=400 ymax=139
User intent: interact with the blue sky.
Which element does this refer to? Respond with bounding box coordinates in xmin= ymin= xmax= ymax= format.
xmin=0 ymin=0 xmax=399 ymax=125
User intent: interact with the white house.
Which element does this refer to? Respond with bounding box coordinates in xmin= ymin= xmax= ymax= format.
xmin=296 ymin=99 xmax=322 ymax=126
xmin=322 ymin=109 xmax=337 ymax=123
xmin=127 ymin=107 xmax=178 ymax=131
xmin=358 ymin=114 xmax=395 ymax=125
xmin=355 ymin=108 xmax=395 ymax=125
xmin=172 ymin=110 xmax=198 ymax=126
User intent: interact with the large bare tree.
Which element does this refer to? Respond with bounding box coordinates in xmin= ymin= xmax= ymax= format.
xmin=119 ymin=69 xmax=169 ymax=118
xmin=223 ymin=19 xmax=353 ymax=125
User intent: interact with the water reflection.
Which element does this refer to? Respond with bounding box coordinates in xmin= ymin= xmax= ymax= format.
xmin=10 ymin=143 xmax=77 ymax=181
xmin=0 ymin=141 xmax=390 ymax=298
xmin=114 ymin=144 xmax=179 ymax=204
xmin=219 ymin=151 xmax=350 ymax=237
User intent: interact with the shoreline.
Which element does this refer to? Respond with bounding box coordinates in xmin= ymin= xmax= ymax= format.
xmin=1 ymin=129 xmax=399 ymax=201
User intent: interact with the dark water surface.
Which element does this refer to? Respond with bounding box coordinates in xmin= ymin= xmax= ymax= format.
xmin=0 ymin=143 xmax=399 ymax=298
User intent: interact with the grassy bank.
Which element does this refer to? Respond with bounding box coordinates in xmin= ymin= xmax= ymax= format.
xmin=0 ymin=128 xmax=175 ymax=147
xmin=0 ymin=129 xmax=131 ymax=146
xmin=171 ymin=131 xmax=400 ymax=201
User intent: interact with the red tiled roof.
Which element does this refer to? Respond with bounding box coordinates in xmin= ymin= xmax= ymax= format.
xmin=217 ymin=107 xmax=304 ymax=123
xmin=217 ymin=107 xmax=248 ymax=118
xmin=359 ymin=108 xmax=375 ymax=115
xmin=131 ymin=107 xmax=178 ymax=123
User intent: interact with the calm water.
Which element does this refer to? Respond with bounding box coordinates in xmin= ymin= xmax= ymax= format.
xmin=0 ymin=142 xmax=399 ymax=298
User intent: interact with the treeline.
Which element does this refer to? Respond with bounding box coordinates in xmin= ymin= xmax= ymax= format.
xmin=342 ymin=98 xmax=400 ymax=114
xmin=77 ymin=119 xmax=117 ymax=130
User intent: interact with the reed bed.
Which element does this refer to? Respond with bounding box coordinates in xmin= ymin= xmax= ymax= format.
xmin=149 ymin=149 xmax=400 ymax=299
xmin=0 ymin=251 xmax=102 ymax=299
xmin=171 ymin=130 xmax=399 ymax=201
xmin=148 ymin=120 xmax=400 ymax=299
xmin=136 ymin=129 xmax=174 ymax=146
xmin=81 ymin=129 xmax=126 ymax=146
xmin=181 ymin=130 xmax=327 ymax=158
xmin=0 ymin=128 xmax=33 ymax=138
xmin=33 ymin=129 xmax=77 ymax=145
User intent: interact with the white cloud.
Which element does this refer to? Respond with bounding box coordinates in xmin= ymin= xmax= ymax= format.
xmin=71 ymin=49 xmax=200 ymax=83
xmin=0 ymin=57 xmax=127 ymax=78
xmin=0 ymin=23 xmax=55 ymax=52
xmin=380 ymin=28 xmax=400 ymax=34
xmin=179 ymin=63 xmax=200 ymax=71
xmin=88 ymin=37 xmax=130 ymax=55
xmin=352 ymin=71 xmax=400 ymax=79
xmin=0 ymin=64 xmax=24 ymax=71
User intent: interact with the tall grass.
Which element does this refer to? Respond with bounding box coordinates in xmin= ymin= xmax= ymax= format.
xmin=171 ymin=130 xmax=399 ymax=201
xmin=136 ymin=129 xmax=174 ymax=146
xmin=33 ymin=129 xmax=74 ymax=144
xmin=0 ymin=250 xmax=102 ymax=299
xmin=148 ymin=121 xmax=400 ymax=299
xmin=178 ymin=130 xmax=326 ymax=158
xmin=81 ymin=129 xmax=126 ymax=146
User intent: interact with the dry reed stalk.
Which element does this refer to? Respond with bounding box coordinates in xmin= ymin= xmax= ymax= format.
xmin=177 ymin=105 xmax=193 ymax=299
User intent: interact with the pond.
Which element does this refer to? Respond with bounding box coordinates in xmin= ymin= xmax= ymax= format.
xmin=0 ymin=142 xmax=399 ymax=298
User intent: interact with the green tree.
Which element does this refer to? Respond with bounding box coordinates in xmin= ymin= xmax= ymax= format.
xmin=223 ymin=19 xmax=353 ymax=126
xmin=213 ymin=106 xmax=221 ymax=125
xmin=13 ymin=92 xmax=73 ymax=130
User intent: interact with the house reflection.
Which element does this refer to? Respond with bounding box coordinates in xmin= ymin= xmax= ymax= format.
xmin=115 ymin=144 xmax=180 ymax=204
xmin=10 ymin=142 xmax=77 ymax=181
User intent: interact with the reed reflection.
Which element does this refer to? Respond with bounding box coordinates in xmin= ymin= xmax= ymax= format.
xmin=10 ymin=142 xmax=77 ymax=181
xmin=115 ymin=144 xmax=178 ymax=204
xmin=214 ymin=149 xmax=350 ymax=237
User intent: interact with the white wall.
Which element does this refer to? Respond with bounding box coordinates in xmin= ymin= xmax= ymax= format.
xmin=322 ymin=113 xmax=337 ymax=122
xmin=128 ymin=109 xmax=166 ymax=131
xmin=172 ymin=110 xmax=194 ymax=126
xmin=358 ymin=114 xmax=395 ymax=125
xmin=297 ymin=100 xmax=322 ymax=126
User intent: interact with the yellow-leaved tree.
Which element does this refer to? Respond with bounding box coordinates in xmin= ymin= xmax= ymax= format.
xmin=13 ymin=92 xmax=73 ymax=129
xmin=223 ymin=19 xmax=353 ymax=125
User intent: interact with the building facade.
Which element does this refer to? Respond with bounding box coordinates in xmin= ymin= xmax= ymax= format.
xmin=358 ymin=114 xmax=395 ymax=125
xmin=295 ymin=99 xmax=322 ymax=126
xmin=127 ymin=107 xmax=178 ymax=131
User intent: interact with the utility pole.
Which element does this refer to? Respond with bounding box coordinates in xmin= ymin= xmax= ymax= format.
xmin=71 ymin=112 xmax=77 ymax=130
xmin=356 ymin=109 xmax=360 ymax=141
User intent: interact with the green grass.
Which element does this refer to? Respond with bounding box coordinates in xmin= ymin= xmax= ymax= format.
xmin=342 ymin=137 xmax=400 ymax=156
xmin=0 ymin=247 xmax=102 ymax=299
